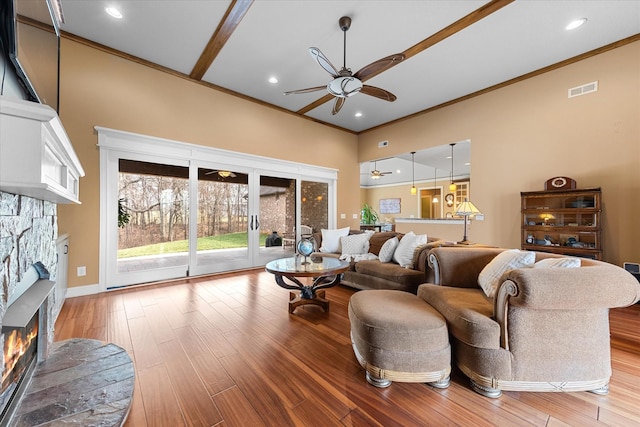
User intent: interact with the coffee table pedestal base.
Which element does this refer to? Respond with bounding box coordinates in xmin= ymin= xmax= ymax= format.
xmin=289 ymin=290 xmax=329 ymax=313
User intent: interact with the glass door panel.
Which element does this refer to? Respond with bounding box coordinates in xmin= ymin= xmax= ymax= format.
xmin=190 ymin=167 xmax=250 ymax=275
xmin=115 ymin=159 xmax=189 ymax=286
xmin=257 ymin=175 xmax=296 ymax=264
xmin=301 ymin=180 xmax=329 ymax=234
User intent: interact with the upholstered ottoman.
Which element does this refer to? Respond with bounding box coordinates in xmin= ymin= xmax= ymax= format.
xmin=348 ymin=289 xmax=451 ymax=388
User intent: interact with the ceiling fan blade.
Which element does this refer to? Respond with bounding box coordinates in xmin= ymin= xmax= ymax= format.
xmin=309 ymin=47 xmax=339 ymax=77
xmin=354 ymin=53 xmax=405 ymax=81
xmin=284 ymin=85 xmax=327 ymax=95
xmin=332 ymin=97 xmax=345 ymax=115
xmin=361 ymin=85 xmax=397 ymax=102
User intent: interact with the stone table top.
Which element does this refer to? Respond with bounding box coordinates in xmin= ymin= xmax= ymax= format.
xmin=8 ymin=338 xmax=134 ymax=426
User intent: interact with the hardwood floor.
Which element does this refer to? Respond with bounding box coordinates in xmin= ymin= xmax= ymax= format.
xmin=54 ymin=270 xmax=640 ymax=426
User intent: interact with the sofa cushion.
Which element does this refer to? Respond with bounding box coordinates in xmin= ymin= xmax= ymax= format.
xmin=393 ymin=232 xmax=427 ymax=268
xmin=355 ymin=260 xmax=426 ymax=288
xmin=368 ymin=231 xmax=402 ymax=256
xmin=340 ymin=232 xmax=372 ymax=256
xmin=418 ymin=284 xmax=500 ymax=349
xmin=319 ymin=227 xmax=350 ymax=253
xmin=378 ymin=236 xmax=399 ymax=263
xmin=478 ymin=249 xmax=535 ymax=298
xmin=533 ymin=257 xmax=581 ymax=268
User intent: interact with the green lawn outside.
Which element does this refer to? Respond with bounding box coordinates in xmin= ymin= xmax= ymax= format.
xmin=118 ymin=232 xmax=268 ymax=258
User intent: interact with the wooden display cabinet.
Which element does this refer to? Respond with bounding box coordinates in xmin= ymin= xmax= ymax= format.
xmin=521 ymin=188 xmax=602 ymax=260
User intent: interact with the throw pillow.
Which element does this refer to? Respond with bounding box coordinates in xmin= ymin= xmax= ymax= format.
xmin=378 ymin=236 xmax=399 ymax=263
xmin=478 ymin=249 xmax=536 ymax=298
xmin=340 ymin=232 xmax=372 ymax=256
xmin=319 ymin=227 xmax=350 ymax=253
xmin=533 ymin=257 xmax=581 ymax=268
xmin=392 ymin=232 xmax=428 ymax=268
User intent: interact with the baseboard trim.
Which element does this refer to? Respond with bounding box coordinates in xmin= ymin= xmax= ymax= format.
xmin=65 ymin=284 xmax=101 ymax=298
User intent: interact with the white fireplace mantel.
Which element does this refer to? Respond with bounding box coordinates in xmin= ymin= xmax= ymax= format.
xmin=0 ymin=96 xmax=85 ymax=204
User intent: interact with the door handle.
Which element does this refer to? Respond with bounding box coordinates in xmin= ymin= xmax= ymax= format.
xmin=250 ymin=215 xmax=254 ymax=230
xmin=255 ymin=216 xmax=260 ymax=230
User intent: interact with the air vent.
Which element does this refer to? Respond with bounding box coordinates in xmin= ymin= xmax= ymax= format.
xmin=378 ymin=140 xmax=389 ymax=148
xmin=568 ymin=81 xmax=598 ymax=98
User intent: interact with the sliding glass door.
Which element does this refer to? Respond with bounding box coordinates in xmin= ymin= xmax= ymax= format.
xmin=98 ymin=127 xmax=337 ymax=291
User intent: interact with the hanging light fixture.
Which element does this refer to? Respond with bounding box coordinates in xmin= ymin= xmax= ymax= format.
xmin=432 ymin=167 xmax=439 ymax=203
xmin=410 ymin=151 xmax=417 ymax=195
xmin=449 ymin=143 xmax=457 ymax=192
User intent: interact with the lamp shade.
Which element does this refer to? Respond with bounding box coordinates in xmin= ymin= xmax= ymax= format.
xmin=455 ymin=198 xmax=482 ymax=216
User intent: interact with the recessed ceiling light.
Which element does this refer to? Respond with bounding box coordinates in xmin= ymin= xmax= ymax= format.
xmin=105 ymin=7 xmax=123 ymax=19
xmin=355 ymin=112 xmax=363 ymax=117
xmin=566 ymin=18 xmax=587 ymax=31
xmin=396 ymin=169 xmax=401 ymax=174
xmin=268 ymin=76 xmax=278 ymax=84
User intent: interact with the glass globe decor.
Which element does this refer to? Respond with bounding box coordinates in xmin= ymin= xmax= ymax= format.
xmin=297 ymin=238 xmax=315 ymax=265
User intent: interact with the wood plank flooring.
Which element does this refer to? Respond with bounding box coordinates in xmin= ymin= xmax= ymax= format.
xmin=54 ymin=269 xmax=640 ymax=426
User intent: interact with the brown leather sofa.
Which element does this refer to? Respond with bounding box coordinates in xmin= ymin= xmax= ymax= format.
xmin=313 ymin=231 xmax=444 ymax=294
xmin=418 ymin=246 xmax=640 ymax=397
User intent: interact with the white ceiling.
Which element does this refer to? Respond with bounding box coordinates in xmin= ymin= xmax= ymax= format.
xmin=53 ymin=1 xmax=638 ymax=188
xmin=57 ymin=0 xmax=640 ymax=135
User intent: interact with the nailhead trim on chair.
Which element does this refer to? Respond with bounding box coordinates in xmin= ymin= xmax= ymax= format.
xmin=459 ymin=363 xmax=610 ymax=397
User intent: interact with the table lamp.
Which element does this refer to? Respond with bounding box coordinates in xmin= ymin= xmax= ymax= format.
xmin=455 ymin=198 xmax=482 ymax=244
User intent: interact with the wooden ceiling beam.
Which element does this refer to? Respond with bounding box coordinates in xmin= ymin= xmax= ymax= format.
xmin=297 ymin=0 xmax=514 ymax=115
xmin=190 ymin=0 xmax=254 ymax=81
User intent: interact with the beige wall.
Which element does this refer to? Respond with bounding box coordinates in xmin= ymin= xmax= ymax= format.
xmin=360 ymin=41 xmax=640 ymax=267
xmin=58 ymin=38 xmax=639 ymax=288
xmin=57 ymin=38 xmax=359 ymax=288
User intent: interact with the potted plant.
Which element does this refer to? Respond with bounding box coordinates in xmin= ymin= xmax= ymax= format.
xmin=361 ymin=203 xmax=379 ymax=225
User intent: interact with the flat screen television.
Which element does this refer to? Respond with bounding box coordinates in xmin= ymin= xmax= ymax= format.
xmin=0 ymin=0 xmax=61 ymax=112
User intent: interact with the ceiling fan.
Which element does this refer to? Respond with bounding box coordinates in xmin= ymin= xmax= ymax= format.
xmin=364 ymin=161 xmax=392 ymax=180
xmin=204 ymin=170 xmax=236 ymax=178
xmin=285 ymin=16 xmax=405 ymax=115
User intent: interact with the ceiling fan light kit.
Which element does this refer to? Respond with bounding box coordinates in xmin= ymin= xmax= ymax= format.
xmin=285 ymin=16 xmax=405 ymax=115
xmin=369 ymin=160 xmax=391 ymax=180
xmin=327 ymin=76 xmax=362 ymax=98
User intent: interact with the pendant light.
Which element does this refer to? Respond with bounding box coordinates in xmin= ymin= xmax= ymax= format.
xmin=432 ymin=167 xmax=439 ymax=203
xmin=449 ymin=143 xmax=457 ymax=192
xmin=410 ymin=151 xmax=417 ymax=195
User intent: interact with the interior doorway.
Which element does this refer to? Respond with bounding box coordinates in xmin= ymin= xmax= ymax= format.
xmin=419 ymin=187 xmax=442 ymax=219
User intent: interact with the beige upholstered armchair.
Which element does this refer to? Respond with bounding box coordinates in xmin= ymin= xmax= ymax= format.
xmin=419 ymin=246 xmax=640 ymax=398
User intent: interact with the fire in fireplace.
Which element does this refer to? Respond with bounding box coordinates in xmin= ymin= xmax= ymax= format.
xmin=0 ymin=312 xmax=38 ymax=419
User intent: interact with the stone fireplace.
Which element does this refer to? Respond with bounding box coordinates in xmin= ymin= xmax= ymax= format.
xmin=0 ymin=192 xmax=58 ymax=423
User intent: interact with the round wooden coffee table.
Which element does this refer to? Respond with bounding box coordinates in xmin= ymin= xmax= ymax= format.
xmin=265 ymin=256 xmax=350 ymax=313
